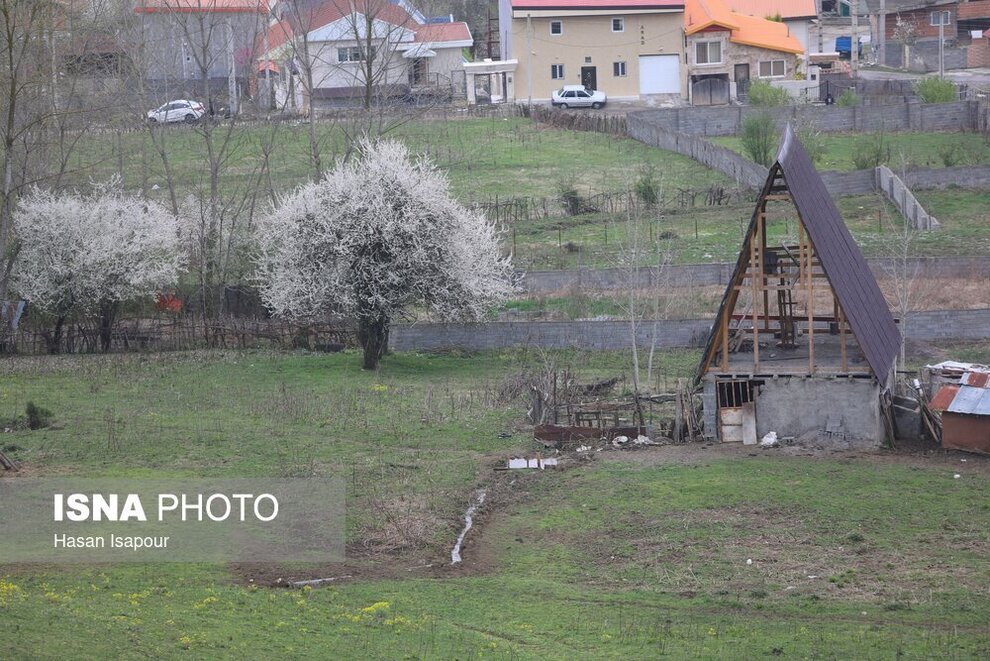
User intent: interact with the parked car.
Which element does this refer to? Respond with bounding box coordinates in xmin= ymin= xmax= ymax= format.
xmin=551 ymin=85 xmax=607 ymax=109
xmin=147 ymin=100 xmax=206 ymax=124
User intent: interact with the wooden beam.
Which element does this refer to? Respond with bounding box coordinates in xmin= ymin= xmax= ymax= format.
xmin=751 ymin=203 xmax=762 ymax=371
xmin=839 ymin=303 xmax=848 ymax=373
xmin=720 ymin=306 xmax=729 ymax=371
xmin=806 ymin=231 xmax=815 ymax=373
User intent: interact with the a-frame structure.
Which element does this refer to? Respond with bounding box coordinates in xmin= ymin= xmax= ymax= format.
xmin=697 ymin=125 xmax=901 ymax=446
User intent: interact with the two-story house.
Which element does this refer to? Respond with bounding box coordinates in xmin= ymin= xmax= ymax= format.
xmin=685 ymin=0 xmax=804 ymax=104
xmin=498 ymin=0 xmax=687 ymax=104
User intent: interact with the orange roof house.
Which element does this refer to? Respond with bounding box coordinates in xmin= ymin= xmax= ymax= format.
xmin=683 ymin=0 xmax=805 ymax=105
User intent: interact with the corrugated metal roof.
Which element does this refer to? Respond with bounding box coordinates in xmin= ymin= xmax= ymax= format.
xmin=947 ymin=385 xmax=990 ymax=416
xmin=930 ymin=384 xmax=959 ymax=412
xmin=775 ymin=126 xmax=902 ymax=385
xmin=961 ymin=372 xmax=990 ymax=388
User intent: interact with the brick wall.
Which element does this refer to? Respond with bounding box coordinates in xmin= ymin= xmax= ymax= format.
xmin=389 ymin=309 xmax=990 ymax=352
xmin=969 ymin=36 xmax=990 ymax=68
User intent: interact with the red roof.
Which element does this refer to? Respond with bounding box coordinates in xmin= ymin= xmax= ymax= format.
xmin=257 ymin=19 xmax=294 ymax=55
xmin=930 ymin=385 xmax=960 ymax=412
xmin=686 ymin=0 xmax=803 ymax=54
xmin=414 ymin=22 xmax=471 ymax=43
xmin=512 ymin=0 xmax=683 ymax=9
xmin=134 ymin=0 xmax=267 ymax=14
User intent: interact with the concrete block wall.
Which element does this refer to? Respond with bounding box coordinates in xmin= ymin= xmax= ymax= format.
xmin=520 ymin=256 xmax=990 ymax=294
xmin=390 ymin=309 xmax=990 ymax=352
xmin=627 ymin=101 xmax=979 ymax=138
xmin=876 ymin=166 xmax=938 ymax=230
xmin=626 ymin=115 xmax=766 ymax=188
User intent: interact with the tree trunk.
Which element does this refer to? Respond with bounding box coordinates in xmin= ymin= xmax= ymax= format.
xmin=47 ymin=315 xmax=66 ymax=354
xmin=358 ymin=315 xmax=389 ymax=370
xmin=99 ymin=301 xmax=118 ymax=352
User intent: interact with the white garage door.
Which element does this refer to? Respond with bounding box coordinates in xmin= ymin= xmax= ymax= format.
xmin=638 ymin=54 xmax=680 ymax=95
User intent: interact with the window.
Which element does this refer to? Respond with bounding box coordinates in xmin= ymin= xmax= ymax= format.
xmin=612 ymin=17 xmax=624 ymax=32
xmin=930 ymin=10 xmax=950 ymax=26
xmin=551 ymin=63 xmax=564 ymax=79
xmin=758 ymin=59 xmax=785 ymax=77
xmin=613 ymin=61 xmax=626 ymax=77
xmin=695 ymin=40 xmax=722 ymax=65
xmin=338 ymin=46 xmax=369 ymax=63
xmin=550 ymin=20 xmax=562 ymax=35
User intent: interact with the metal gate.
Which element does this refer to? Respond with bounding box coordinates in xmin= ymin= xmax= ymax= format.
xmin=692 ymin=77 xmax=729 ymax=106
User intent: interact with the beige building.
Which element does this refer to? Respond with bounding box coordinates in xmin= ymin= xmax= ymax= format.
xmin=498 ymin=0 xmax=687 ymax=103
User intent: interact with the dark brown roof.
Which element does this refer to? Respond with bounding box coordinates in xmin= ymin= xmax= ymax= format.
xmin=776 ymin=125 xmax=901 ymax=385
xmin=698 ymin=125 xmax=901 ymax=386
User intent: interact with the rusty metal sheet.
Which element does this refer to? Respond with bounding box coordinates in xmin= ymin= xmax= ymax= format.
xmin=930 ymin=385 xmax=960 ymax=412
xmin=961 ymin=372 xmax=990 ymax=388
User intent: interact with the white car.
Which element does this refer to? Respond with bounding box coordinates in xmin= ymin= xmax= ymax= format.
xmin=551 ymin=85 xmax=607 ymax=109
xmin=147 ymin=100 xmax=206 ymax=124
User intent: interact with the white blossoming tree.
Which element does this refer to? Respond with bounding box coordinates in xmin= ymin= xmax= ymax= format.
xmin=255 ymin=139 xmax=515 ymax=370
xmin=13 ymin=184 xmax=184 ymax=352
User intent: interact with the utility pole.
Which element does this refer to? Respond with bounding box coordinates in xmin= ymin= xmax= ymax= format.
xmin=938 ymin=14 xmax=945 ymax=78
xmin=878 ymin=0 xmax=886 ymax=67
xmin=227 ymin=19 xmax=238 ymax=115
xmin=526 ymin=13 xmax=532 ymax=107
xmin=851 ymin=0 xmax=859 ymax=76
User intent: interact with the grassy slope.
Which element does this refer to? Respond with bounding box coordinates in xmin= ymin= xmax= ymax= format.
xmin=712 ymin=131 xmax=990 ymax=172
xmin=73 ymin=118 xmax=730 ymax=204
xmin=1 ymin=351 xmax=989 ymax=658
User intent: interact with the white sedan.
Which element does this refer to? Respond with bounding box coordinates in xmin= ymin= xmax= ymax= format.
xmin=147 ymin=100 xmax=206 ymax=124
xmin=551 ymin=85 xmax=607 ymax=109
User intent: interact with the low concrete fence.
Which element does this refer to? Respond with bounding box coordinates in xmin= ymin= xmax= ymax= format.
xmin=876 ymin=166 xmax=938 ymax=230
xmin=627 ymin=114 xmax=766 ymax=188
xmin=390 ymin=309 xmax=990 ymax=352
xmin=519 ymin=256 xmax=990 ymax=294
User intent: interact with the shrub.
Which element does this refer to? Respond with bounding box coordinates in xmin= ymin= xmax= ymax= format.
xmin=556 ymin=180 xmax=585 ymax=216
xmin=747 ymin=80 xmax=790 ymax=107
xmin=634 ymin=163 xmax=662 ymax=206
xmin=741 ymin=112 xmax=778 ymax=166
xmin=937 ymin=142 xmax=964 ymax=167
xmin=914 ymin=77 xmax=957 ymax=103
xmin=796 ymin=123 xmax=827 ymax=165
xmin=25 ymin=401 xmax=52 ymax=430
xmin=837 ymin=89 xmax=859 ymax=107
xmin=852 ymin=130 xmax=892 ymax=170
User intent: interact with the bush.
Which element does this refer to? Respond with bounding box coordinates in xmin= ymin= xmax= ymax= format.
xmin=852 ymin=131 xmax=892 ymax=170
xmin=556 ymin=180 xmax=586 ymax=216
xmin=937 ymin=142 xmax=965 ymax=167
xmin=837 ymin=89 xmax=859 ymax=107
xmin=747 ymin=80 xmax=790 ymax=107
xmin=796 ymin=123 xmax=828 ymax=165
xmin=25 ymin=401 xmax=52 ymax=430
xmin=914 ymin=77 xmax=957 ymax=104
xmin=741 ymin=112 xmax=778 ymax=166
xmin=634 ymin=164 xmax=662 ymax=206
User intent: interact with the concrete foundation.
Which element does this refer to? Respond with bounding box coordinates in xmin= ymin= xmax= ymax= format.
xmin=702 ymin=376 xmax=882 ymax=448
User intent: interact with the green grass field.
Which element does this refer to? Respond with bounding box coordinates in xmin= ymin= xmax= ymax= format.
xmin=712 ymin=130 xmax=990 ymax=172
xmin=72 ymin=117 xmax=729 ymax=204
xmin=2 ymin=350 xmax=989 ymax=658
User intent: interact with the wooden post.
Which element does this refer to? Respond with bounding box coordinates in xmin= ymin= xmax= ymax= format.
xmin=721 ymin=309 xmax=729 ymax=372
xmin=839 ymin=303 xmax=848 ymax=373
xmin=750 ymin=206 xmax=761 ymax=371
xmin=806 ymin=231 xmax=815 ymax=373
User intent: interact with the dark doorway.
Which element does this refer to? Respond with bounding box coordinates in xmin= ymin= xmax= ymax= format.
xmin=734 ymin=63 xmax=750 ymax=100
xmin=581 ymin=66 xmax=597 ymax=90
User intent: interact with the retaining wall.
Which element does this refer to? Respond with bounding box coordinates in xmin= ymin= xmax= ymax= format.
xmin=519 ymin=256 xmax=990 ymax=293
xmin=390 ymin=308 xmax=990 ymax=352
